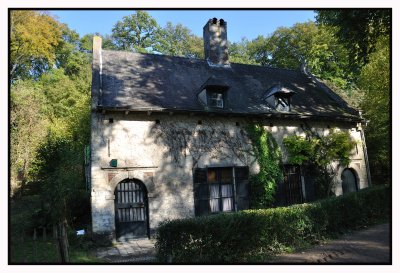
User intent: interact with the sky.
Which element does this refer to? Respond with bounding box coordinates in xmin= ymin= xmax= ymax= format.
xmin=50 ymin=10 xmax=316 ymax=42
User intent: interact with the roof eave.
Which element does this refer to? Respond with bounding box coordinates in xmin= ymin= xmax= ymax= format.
xmin=95 ymin=105 xmax=363 ymax=123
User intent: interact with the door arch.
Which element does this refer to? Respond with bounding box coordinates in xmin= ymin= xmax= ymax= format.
xmin=341 ymin=168 xmax=358 ymax=194
xmin=114 ymin=179 xmax=149 ymax=240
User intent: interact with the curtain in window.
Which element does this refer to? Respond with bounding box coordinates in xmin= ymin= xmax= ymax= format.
xmin=209 ymin=184 xmax=220 ymax=212
xmin=221 ymin=184 xmax=233 ymax=211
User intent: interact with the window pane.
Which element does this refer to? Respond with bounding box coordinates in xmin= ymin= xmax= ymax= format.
xmin=210 ymin=199 xmax=220 ymax=212
xmin=222 ymin=198 xmax=233 ymax=211
xmin=209 ymin=92 xmax=224 ymax=108
xmin=221 ymin=168 xmax=232 ymax=183
xmin=221 ymin=184 xmax=233 ymax=197
xmin=207 ymin=169 xmax=217 ymax=183
xmin=210 ymin=184 xmax=220 ymax=198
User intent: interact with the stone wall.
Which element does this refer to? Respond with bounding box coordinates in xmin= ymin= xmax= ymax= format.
xmin=90 ymin=111 xmax=369 ymax=242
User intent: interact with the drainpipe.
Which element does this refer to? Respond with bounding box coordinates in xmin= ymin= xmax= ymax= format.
xmin=232 ymin=166 xmax=238 ymax=212
xmin=358 ymin=111 xmax=372 ymax=187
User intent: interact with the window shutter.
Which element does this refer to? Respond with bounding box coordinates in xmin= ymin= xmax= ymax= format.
xmin=194 ymin=168 xmax=207 ymax=184
xmin=235 ymin=167 xmax=249 ymax=210
xmin=194 ymin=168 xmax=208 ymax=216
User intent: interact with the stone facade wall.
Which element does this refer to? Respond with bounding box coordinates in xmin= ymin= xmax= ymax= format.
xmin=263 ymin=119 xmax=369 ymax=196
xmin=90 ymin=111 xmax=369 ymax=242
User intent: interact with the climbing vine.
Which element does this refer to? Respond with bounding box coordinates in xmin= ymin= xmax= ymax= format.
xmin=246 ymin=124 xmax=283 ymax=208
xmin=283 ymin=128 xmax=356 ymax=198
xmin=150 ymin=119 xmax=253 ymax=168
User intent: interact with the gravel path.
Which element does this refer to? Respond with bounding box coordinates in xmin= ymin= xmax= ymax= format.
xmin=94 ymin=238 xmax=157 ymax=263
xmin=267 ymin=223 xmax=390 ymax=264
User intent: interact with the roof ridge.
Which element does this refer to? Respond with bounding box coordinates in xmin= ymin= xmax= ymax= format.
xmin=102 ymin=49 xmax=206 ymax=62
xmin=230 ymin=61 xmax=301 ymax=73
xmin=101 ymin=49 xmax=301 ymax=72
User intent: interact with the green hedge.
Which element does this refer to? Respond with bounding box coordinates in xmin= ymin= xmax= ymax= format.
xmin=155 ymin=185 xmax=390 ymax=263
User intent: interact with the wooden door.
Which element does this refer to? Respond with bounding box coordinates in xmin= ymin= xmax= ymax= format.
xmin=342 ymin=169 xmax=358 ymax=194
xmin=284 ymin=165 xmax=303 ymax=205
xmin=115 ymin=180 xmax=148 ymax=239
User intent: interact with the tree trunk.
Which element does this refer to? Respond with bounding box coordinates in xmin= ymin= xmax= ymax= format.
xmin=57 ymin=221 xmax=69 ymax=263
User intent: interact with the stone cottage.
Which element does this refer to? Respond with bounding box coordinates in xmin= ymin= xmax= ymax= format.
xmin=90 ymin=18 xmax=371 ymax=242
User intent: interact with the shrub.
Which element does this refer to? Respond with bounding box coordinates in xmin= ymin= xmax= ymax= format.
xmin=155 ymin=185 xmax=390 ymax=263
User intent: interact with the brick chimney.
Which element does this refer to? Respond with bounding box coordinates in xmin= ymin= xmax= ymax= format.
xmin=203 ymin=18 xmax=229 ymax=66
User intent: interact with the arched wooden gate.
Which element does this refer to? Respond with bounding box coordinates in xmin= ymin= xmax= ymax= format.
xmin=114 ymin=179 xmax=149 ymax=239
xmin=341 ymin=168 xmax=358 ymax=194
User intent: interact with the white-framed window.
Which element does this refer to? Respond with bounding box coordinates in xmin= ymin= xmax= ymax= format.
xmin=208 ymin=92 xmax=224 ymax=108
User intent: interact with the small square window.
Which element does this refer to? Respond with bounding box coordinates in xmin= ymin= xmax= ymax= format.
xmin=275 ymin=95 xmax=291 ymax=112
xmin=208 ymin=92 xmax=224 ymax=108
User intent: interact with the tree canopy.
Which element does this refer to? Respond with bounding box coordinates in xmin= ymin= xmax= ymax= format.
xmin=111 ymin=11 xmax=160 ymax=52
xmin=316 ymin=9 xmax=391 ymax=70
xmin=10 ymin=11 xmax=63 ymax=81
xmin=358 ymin=37 xmax=390 ymax=182
xmin=315 ymin=9 xmax=391 ymax=184
xmin=10 ymin=10 xmax=92 ymax=232
xmin=154 ymin=22 xmax=204 ymax=58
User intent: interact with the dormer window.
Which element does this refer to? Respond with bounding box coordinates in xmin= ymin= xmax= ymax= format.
xmin=208 ymin=91 xmax=224 ymax=108
xmin=264 ymin=84 xmax=296 ymax=112
xmin=197 ymin=76 xmax=230 ymax=109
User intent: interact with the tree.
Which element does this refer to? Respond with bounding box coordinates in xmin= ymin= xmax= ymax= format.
xmin=10 ymin=81 xmax=48 ymax=196
xmin=154 ymin=22 xmax=204 ymax=59
xmin=316 ymin=9 xmax=391 ymax=70
xmin=155 ymin=22 xmax=190 ymax=56
xmin=228 ymin=38 xmax=257 ymax=65
xmin=111 ymin=11 xmax=159 ymax=52
xmin=247 ymin=22 xmax=354 ymax=90
xmin=10 ymin=10 xmax=63 ymax=81
xmin=10 ymin=11 xmax=92 ymax=233
xmin=186 ymin=35 xmax=204 ymax=59
xmin=358 ymin=37 xmax=390 ymax=184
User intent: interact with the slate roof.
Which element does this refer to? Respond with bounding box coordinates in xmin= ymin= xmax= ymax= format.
xmin=97 ymin=50 xmax=360 ymax=121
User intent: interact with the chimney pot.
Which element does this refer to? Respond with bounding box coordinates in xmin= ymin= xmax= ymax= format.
xmin=212 ymin=17 xmax=218 ymax=24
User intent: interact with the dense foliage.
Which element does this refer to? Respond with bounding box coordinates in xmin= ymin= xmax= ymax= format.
xmin=283 ymin=130 xmax=356 ymax=198
xmin=316 ymin=9 xmax=391 ymax=70
xmin=358 ymin=37 xmax=390 ymax=183
xmin=155 ymin=185 xmax=389 ymax=263
xmin=315 ymin=10 xmax=391 ymax=185
xmin=111 ymin=11 xmax=160 ymax=52
xmin=154 ymin=22 xmax=204 ymax=58
xmin=10 ymin=10 xmax=92 ymax=234
xmin=10 ymin=11 xmax=62 ymax=81
xmin=246 ymin=125 xmax=283 ymax=208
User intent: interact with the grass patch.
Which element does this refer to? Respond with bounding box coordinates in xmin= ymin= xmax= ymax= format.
xmin=10 ymin=237 xmax=104 ymax=264
xmin=10 ymin=238 xmax=59 ymax=263
xmin=69 ymin=248 xmax=105 ymax=263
